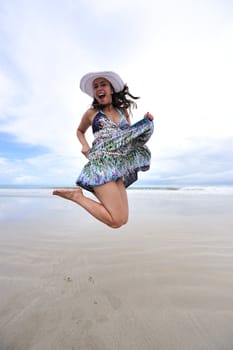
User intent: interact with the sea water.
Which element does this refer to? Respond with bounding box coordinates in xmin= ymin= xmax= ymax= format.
xmin=1 ymin=186 xmax=233 ymax=222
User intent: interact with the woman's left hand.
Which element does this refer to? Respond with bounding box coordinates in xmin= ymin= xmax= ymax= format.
xmin=144 ymin=112 xmax=154 ymax=121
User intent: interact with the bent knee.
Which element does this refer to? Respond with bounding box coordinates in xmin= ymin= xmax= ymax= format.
xmin=109 ymin=216 xmax=128 ymax=229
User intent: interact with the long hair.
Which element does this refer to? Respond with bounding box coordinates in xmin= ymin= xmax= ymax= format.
xmin=91 ymin=84 xmax=140 ymax=114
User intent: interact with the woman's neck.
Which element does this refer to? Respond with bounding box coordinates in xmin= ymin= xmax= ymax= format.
xmin=101 ymin=103 xmax=113 ymax=112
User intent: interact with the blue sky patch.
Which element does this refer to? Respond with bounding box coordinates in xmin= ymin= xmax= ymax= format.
xmin=0 ymin=132 xmax=49 ymax=159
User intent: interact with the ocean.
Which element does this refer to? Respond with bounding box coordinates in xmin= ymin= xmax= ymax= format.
xmin=1 ymin=186 xmax=233 ymax=224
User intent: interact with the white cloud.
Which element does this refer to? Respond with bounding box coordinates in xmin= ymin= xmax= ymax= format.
xmin=0 ymin=152 xmax=86 ymax=186
xmin=0 ymin=0 xmax=93 ymax=155
xmin=14 ymin=175 xmax=39 ymax=184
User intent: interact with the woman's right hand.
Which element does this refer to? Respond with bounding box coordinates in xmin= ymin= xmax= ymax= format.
xmin=81 ymin=145 xmax=91 ymax=157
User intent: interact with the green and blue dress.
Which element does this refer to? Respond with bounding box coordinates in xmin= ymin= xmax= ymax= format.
xmin=76 ymin=109 xmax=154 ymax=192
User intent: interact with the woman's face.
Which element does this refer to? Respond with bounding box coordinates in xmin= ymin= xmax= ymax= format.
xmin=92 ymin=77 xmax=113 ymax=105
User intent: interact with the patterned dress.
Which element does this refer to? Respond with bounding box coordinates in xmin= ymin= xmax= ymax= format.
xmin=76 ymin=109 xmax=154 ymax=192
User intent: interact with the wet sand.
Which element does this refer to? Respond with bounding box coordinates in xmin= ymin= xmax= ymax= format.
xmin=0 ymin=188 xmax=233 ymax=350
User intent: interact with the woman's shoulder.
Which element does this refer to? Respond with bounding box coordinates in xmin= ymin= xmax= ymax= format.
xmin=121 ymin=107 xmax=129 ymax=116
xmin=82 ymin=107 xmax=99 ymax=122
xmin=120 ymin=108 xmax=131 ymax=124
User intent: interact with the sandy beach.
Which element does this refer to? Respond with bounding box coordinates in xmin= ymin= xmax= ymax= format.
xmin=0 ymin=187 xmax=233 ymax=350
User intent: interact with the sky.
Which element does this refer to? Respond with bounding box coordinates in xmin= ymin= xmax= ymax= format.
xmin=0 ymin=0 xmax=233 ymax=187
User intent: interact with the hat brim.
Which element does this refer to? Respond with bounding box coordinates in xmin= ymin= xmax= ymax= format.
xmin=80 ymin=71 xmax=125 ymax=97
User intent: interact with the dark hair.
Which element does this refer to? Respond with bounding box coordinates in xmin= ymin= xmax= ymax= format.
xmin=91 ymin=84 xmax=140 ymax=113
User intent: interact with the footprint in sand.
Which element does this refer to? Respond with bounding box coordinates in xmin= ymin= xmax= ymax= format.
xmin=104 ymin=291 xmax=122 ymax=310
xmin=88 ymin=276 xmax=95 ymax=284
xmin=64 ymin=276 xmax=72 ymax=282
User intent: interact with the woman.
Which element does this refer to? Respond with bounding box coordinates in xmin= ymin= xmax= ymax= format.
xmin=53 ymin=71 xmax=154 ymax=228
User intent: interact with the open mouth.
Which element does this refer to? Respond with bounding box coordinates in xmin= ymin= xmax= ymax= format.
xmin=98 ymin=92 xmax=106 ymax=101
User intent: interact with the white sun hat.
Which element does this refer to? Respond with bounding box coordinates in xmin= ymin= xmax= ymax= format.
xmin=80 ymin=71 xmax=125 ymax=97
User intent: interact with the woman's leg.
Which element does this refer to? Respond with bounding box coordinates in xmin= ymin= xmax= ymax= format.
xmin=52 ymin=179 xmax=128 ymax=228
xmin=93 ymin=178 xmax=128 ymax=227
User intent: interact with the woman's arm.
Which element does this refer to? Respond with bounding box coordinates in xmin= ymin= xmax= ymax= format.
xmin=76 ymin=109 xmax=94 ymax=157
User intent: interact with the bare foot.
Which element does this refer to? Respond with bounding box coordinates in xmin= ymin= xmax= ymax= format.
xmin=52 ymin=188 xmax=83 ymax=203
